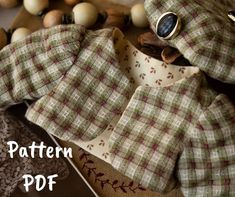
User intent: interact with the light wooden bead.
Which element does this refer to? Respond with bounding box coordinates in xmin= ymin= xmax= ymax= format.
xmin=11 ymin=27 xmax=32 ymax=43
xmin=23 ymin=0 xmax=49 ymax=15
xmin=64 ymin=0 xmax=80 ymax=6
xmin=131 ymin=3 xmax=149 ymax=28
xmin=0 ymin=28 xmax=7 ymax=50
xmin=72 ymin=2 xmax=98 ymax=28
xmin=0 ymin=0 xmax=18 ymax=8
xmin=43 ymin=10 xmax=64 ymax=28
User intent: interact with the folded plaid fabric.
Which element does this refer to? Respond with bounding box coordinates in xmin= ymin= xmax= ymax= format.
xmin=0 ymin=25 xmax=133 ymax=142
xmin=144 ymin=0 xmax=235 ymax=84
xmin=0 ymin=25 xmax=84 ymax=108
xmin=109 ymin=72 xmax=235 ymax=196
xmin=0 ymin=111 xmax=69 ymax=197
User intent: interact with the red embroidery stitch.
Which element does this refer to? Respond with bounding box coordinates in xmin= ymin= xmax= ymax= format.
xmin=79 ymin=149 xmax=146 ymax=193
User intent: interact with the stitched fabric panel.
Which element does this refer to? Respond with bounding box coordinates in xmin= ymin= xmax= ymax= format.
xmin=179 ymin=94 xmax=235 ymax=197
xmin=109 ymin=72 xmax=216 ymax=193
xmin=0 ymin=25 xmax=85 ymax=109
xmin=144 ymin=0 xmax=235 ymax=84
xmin=26 ymin=28 xmax=133 ymax=141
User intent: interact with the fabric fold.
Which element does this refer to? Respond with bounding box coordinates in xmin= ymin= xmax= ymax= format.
xmin=25 ymin=27 xmax=134 ymax=142
xmin=109 ymin=71 xmax=235 ymax=196
xmin=0 ymin=25 xmax=85 ymax=109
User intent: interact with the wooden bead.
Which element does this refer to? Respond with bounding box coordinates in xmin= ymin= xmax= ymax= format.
xmin=23 ymin=0 xmax=49 ymax=15
xmin=131 ymin=4 xmax=149 ymax=28
xmin=161 ymin=46 xmax=182 ymax=64
xmin=0 ymin=0 xmax=18 ymax=8
xmin=43 ymin=10 xmax=64 ymax=28
xmin=138 ymin=32 xmax=168 ymax=48
xmin=103 ymin=9 xmax=126 ymax=29
xmin=11 ymin=27 xmax=32 ymax=43
xmin=72 ymin=2 xmax=98 ymax=28
xmin=64 ymin=0 xmax=80 ymax=6
xmin=0 ymin=28 xmax=7 ymax=50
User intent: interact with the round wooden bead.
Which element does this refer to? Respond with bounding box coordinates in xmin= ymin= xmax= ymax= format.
xmin=43 ymin=10 xmax=64 ymax=28
xmin=72 ymin=2 xmax=98 ymax=28
xmin=23 ymin=0 xmax=49 ymax=15
xmin=131 ymin=4 xmax=149 ymax=28
xmin=0 ymin=28 xmax=7 ymax=50
xmin=0 ymin=0 xmax=18 ymax=8
xmin=64 ymin=0 xmax=80 ymax=6
xmin=11 ymin=27 xmax=32 ymax=43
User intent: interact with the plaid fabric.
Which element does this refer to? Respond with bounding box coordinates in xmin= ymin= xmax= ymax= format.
xmin=0 ymin=25 xmax=85 ymax=109
xmin=0 ymin=25 xmax=133 ymax=141
xmin=25 ymin=26 xmax=133 ymax=141
xmin=144 ymin=0 xmax=235 ymax=84
xmin=109 ymin=71 xmax=235 ymax=196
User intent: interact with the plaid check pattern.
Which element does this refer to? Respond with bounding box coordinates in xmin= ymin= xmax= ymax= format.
xmin=0 ymin=25 xmax=85 ymax=108
xmin=25 ymin=26 xmax=133 ymax=141
xmin=109 ymin=71 xmax=235 ymax=196
xmin=144 ymin=0 xmax=235 ymax=84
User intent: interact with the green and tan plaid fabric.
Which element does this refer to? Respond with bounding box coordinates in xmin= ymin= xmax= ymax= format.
xmin=144 ymin=0 xmax=235 ymax=84
xmin=0 ymin=25 xmax=85 ymax=109
xmin=0 ymin=25 xmax=133 ymax=141
xmin=109 ymin=72 xmax=235 ymax=196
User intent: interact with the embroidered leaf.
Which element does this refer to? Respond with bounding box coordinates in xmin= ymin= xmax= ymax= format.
xmin=125 ymin=66 xmax=131 ymax=73
xmin=167 ymin=72 xmax=174 ymax=79
xmin=145 ymin=57 xmax=151 ymax=63
xmin=86 ymin=160 xmax=94 ymax=164
xmin=123 ymin=55 xmax=129 ymax=61
xmin=161 ymin=63 xmax=167 ymax=68
xmin=124 ymin=45 xmax=129 ymax=50
xmin=133 ymin=50 xmax=138 ymax=56
xmin=179 ymin=67 xmax=186 ymax=74
xmin=130 ymin=77 xmax=135 ymax=84
xmin=99 ymin=139 xmax=105 ymax=146
xmin=96 ymin=173 xmax=104 ymax=177
xmin=120 ymin=186 xmax=127 ymax=193
xmin=101 ymin=182 xmax=105 ymax=189
xmin=135 ymin=61 xmax=141 ymax=67
xmin=107 ymin=125 xmax=114 ymax=131
xmin=150 ymin=67 xmax=156 ymax=74
xmin=139 ymin=73 xmax=146 ymax=80
xmin=87 ymin=169 xmax=91 ymax=177
xmin=138 ymin=186 xmax=146 ymax=191
xmin=113 ymin=180 xmax=118 ymax=185
xmin=79 ymin=153 xmax=85 ymax=160
xmin=155 ymin=79 xmax=162 ymax=85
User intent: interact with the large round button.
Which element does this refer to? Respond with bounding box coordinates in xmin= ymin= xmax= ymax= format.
xmin=156 ymin=12 xmax=181 ymax=40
